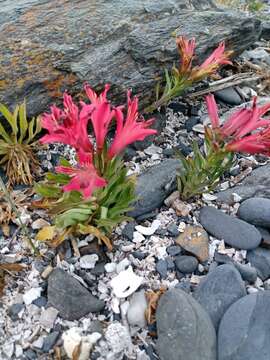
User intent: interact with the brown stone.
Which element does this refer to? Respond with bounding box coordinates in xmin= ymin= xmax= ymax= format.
xmin=176 ymin=225 xmax=209 ymax=262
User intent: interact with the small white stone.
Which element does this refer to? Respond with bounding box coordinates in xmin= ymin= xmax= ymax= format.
xmin=105 ymin=323 xmax=131 ymax=354
xmin=111 ymin=297 xmax=120 ymax=314
xmin=133 ymin=231 xmax=145 ymax=243
xmin=202 ymin=193 xmax=217 ymax=201
xmin=110 ymin=266 xmax=143 ymax=298
xmin=77 ymin=240 xmax=89 ymax=248
xmin=2 ymin=343 xmax=14 ymax=358
xmin=32 ymin=337 xmax=44 ymax=349
xmin=232 ymin=193 xmax=242 ymax=203
xmin=135 ymin=220 xmax=160 ymax=236
xmin=62 ymin=327 xmax=101 ymax=360
xmin=80 ymin=254 xmax=99 ymax=269
xmin=192 ymin=123 xmax=205 ymax=133
xmin=13 ymin=208 xmax=31 ymax=225
xmin=116 ymin=258 xmax=130 ymax=273
xmin=105 ymin=263 xmax=116 ymax=273
xmin=15 ymin=344 xmax=23 ymax=358
xmin=31 ymin=218 xmax=50 ymax=230
xmin=23 ymin=287 xmax=42 ymax=305
xmin=127 ymin=290 xmax=147 ymax=328
xmin=178 ymin=222 xmax=186 ymax=232
xmin=39 ymin=307 xmax=59 ymax=328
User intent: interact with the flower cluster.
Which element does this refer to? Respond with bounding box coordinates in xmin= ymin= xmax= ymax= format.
xmin=40 ymin=84 xmax=157 ymax=199
xmin=177 ymin=95 xmax=270 ymax=200
xmin=206 ymin=94 xmax=270 ymax=155
xmin=145 ymin=36 xmax=232 ymax=113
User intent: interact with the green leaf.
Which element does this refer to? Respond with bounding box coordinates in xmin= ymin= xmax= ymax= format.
xmin=46 ymin=172 xmax=70 ymax=184
xmin=0 ymin=121 xmax=12 ymax=143
xmin=0 ymin=103 xmax=18 ymax=136
xmin=34 ymin=183 xmax=62 ymax=198
xmin=19 ymin=101 xmax=28 ymax=142
xmin=55 ymin=207 xmax=93 ymax=228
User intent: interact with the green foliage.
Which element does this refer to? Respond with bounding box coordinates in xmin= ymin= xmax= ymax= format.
xmin=0 ymin=101 xmax=41 ymax=186
xmin=35 ymin=156 xmax=136 ymax=249
xmin=177 ymin=129 xmax=235 ymax=200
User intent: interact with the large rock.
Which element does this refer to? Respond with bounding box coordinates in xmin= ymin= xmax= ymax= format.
xmin=193 ymin=264 xmax=246 ymax=329
xmin=156 ymin=288 xmax=216 ymax=360
xmin=128 ymin=159 xmax=182 ymax=218
xmin=247 ymin=247 xmax=270 ymax=281
xmin=238 ymin=197 xmax=270 ymax=228
xmin=199 ymin=206 xmax=261 ymax=250
xmin=218 ymin=291 xmax=270 ymax=360
xmin=0 ymin=0 xmax=261 ymax=116
xmin=47 ymin=268 xmax=105 ymax=320
xmin=217 ymin=164 xmax=270 ymax=204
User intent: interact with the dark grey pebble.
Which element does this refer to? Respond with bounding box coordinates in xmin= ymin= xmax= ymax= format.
xmin=247 ymin=247 xmax=270 ymax=280
xmin=166 ymin=245 xmax=182 ymax=256
xmin=156 ymin=259 xmax=168 ymax=278
xmin=238 ymin=197 xmax=270 ymax=228
xmin=42 ymin=331 xmax=60 ymax=352
xmin=218 ymin=291 xmax=270 ymax=360
xmin=200 ymin=206 xmax=261 ymax=250
xmin=193 ymin=264 xmax=246 ymax=329
xmin=175 ymin=255 xmax=198 ymax=274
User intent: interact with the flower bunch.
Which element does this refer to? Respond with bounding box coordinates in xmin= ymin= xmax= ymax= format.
xmin=177 ymin=95 xmax=270 ymax=200
xmin=145 ymin=36 xmax=232 ymax=113
xmin=35 ymin=84 xmax=156 ymax=248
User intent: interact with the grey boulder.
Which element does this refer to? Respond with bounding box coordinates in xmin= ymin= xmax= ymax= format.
xmin=218 ymin=291 xmax=270 ymax=360
xmin=193 ymin=264 xmax=246 ymax=329
xmin=47 ymin=269 xmax=105 ymax=320
xmin=238 ymin=197 xmax=270 ymax=228
xmin=0 ymin=0 xmax=261 ymax=117
xmin=156 ymin=288 xmax=216 ymax=360
xmin=199 ymin=206 xmax=261 ymax=250
xmin=129 ymin=159 xmax=182 ymax=218
xmin=247 ymin=247 xmax=270 ymax=281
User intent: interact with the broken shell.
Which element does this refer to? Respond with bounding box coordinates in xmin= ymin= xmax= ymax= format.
xmin=110 ymin=266 xmax=143 ymax=298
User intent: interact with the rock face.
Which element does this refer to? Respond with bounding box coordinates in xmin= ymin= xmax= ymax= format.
xmin=238 ymin=198 xmax=270 ymax=228
xmin=200 ymin=206 xmax=261 ymax=250
xmin=47 ymin=269 xmax=105 ymax=320
xmin=128 ymin=159 xmax=181 ymax=218
xmin=193 ymin=264 xmax=246 ymax=329
xmin=217 ymin=164 xmax=270 ymax=204
xmin=0 ymin=0 xmax=261 ymax=116
xmin=218 ymin=291 xmax=270 ymax=360
xmin=156 ymin=289 xmax=216 ymax=360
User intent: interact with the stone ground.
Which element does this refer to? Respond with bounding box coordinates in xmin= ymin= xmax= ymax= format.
xmin=1 ymin=3 xmax=270 ymax=360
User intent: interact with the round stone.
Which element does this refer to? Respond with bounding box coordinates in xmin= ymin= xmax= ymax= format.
xmin=156 ymin=289 xmax=216 ymax=360
xmin=175 ymin=255 xmax=198 ymax=274
xmin=238 ymin=197 xmax=270 ymax=228
xmin=218 ymin=291 xmax=270 ymax=360
xmin=200 ymin=206 xmax=261 ymax=250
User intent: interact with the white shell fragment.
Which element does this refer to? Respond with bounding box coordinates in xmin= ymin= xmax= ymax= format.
xmin=62 ymin=327 xmax=101 ymax=360
xmin=135 ymin=219 xmax=161 ymax=236
xmin=110 ymin=266 xmax=143 ymax=298
xmin=79 ymin=254 xmax=99 ymax=269
xmin=23 ymin=287 xmax=42 ymax=305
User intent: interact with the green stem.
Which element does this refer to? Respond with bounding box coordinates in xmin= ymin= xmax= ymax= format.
xmin=0 ymin=176 xmax=39 ymax=255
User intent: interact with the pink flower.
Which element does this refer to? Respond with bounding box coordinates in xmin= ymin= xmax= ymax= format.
xmin=84 ymin=83 xmax=110 ymax=105
xmin=205 ymin=94 xmax=220 ymax=128
xmin=55 ymin=149 xmax=107 ymax=199
xmin=40 ymin=93 xmax=93 ymax=153
xmin=206 ymin=95 xmax=270 ymax=140
xmin=191 ymin=42 xmax=232 ymax=81
xmin=83 ymin=84 xmax=115 ymax=151
xmin=176 ymin=36 xmax=196 ymax=75
xmin=108 ymin=91 xmax=157 ymax=158
xmin=226 ymin=128 xmax=270 ymax=156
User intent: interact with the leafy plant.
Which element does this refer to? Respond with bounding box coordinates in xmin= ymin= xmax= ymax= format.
xmin=177 ymin=95 xmax=270 ymax=200
xmin=0 ymin=101 xmax=41 ymax=186
xmin=34 ymin=85 xmax=156 ymax=249
xmin=145 ymin=36 xmax=232 ymax=113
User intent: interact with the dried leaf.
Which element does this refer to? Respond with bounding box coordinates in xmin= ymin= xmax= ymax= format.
xmin=36 ymin=225 xmax=56 ymax=242
xmin=1 ymin=223 xmax=10 ymax=236
xmin=78 ymin=224 xmax=113 ymax=251
xmin=145 ymin=288 xmax=166 ymax=325
xmin=0 ymin=263 xmax=25 ymax=297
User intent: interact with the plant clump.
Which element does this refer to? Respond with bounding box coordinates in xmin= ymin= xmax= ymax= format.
xmin=0 ymin=101 xmax=41 ymax=186
xmin=34 ymin=84 xmax=157 ymax=249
